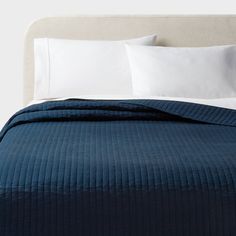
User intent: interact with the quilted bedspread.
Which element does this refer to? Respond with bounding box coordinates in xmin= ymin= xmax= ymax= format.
xmin=0 ymin=99 xmax=236 ymax=236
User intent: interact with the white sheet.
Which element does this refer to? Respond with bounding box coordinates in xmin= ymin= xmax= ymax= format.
xmin=28 ymin=96 xmax=236 ymax=110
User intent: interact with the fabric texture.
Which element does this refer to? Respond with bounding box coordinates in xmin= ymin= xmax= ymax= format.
xmin=126 ymin=44 xmax=236 ymax=98
xmin=0 ymin=99 xmax=236 ymax=236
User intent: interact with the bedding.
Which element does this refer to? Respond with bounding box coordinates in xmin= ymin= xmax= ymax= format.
xmin=28 ymin=96 xmax=236 ymax=110
xmin=0 ymin=99 xmax=236 ymax=236
xmin=34 ymin=35 xmax=157 ymax=99
xmin=126 ymin=44 xmax=236 ymax=98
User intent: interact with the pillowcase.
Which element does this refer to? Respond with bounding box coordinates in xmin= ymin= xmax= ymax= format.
xmin=34 ymin=35 xmax=157 ymax=99
xmin=126 ymin=45 xmax=236 ymax=99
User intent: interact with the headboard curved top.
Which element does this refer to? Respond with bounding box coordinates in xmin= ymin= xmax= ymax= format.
xmin=24 ymin=15 xmax=236 ymax=105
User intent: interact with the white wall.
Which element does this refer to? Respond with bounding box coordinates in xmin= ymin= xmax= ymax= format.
xmin=0 ymin=0 xmax=236 ymax=128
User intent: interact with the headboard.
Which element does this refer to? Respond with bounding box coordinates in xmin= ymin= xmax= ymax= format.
xmin=24 ymin=15 xmax=236 ymax=105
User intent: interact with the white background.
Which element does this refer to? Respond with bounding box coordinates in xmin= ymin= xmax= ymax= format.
xmin=0 ymin=0 xmax=236 ymax=128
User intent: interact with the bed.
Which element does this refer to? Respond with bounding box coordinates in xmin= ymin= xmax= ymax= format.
xmin=1 ymin=16 xmax=236 ymax=236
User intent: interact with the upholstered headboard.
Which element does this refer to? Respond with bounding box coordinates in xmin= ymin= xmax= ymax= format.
xmin=24 ymin=15 xmax=236 ymax=105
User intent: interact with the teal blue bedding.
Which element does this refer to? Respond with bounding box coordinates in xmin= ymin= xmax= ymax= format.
xmin=0 ymin=99 xmax=236 ymax=236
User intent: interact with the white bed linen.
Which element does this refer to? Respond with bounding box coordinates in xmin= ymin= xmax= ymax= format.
xmin=28 ymin=96 xmax=236 ymax=110
xmin=34 ymin=35 xmax=157 ymax=100
xmin=126 ymin=45 xmax=236 ymax=99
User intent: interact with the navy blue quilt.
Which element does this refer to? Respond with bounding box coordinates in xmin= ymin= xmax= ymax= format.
xmin=0 ymin=99 xmax=236 ymax=236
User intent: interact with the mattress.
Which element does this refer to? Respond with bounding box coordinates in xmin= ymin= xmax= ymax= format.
xmin=0 ymin=99 xmax=236 ymax=236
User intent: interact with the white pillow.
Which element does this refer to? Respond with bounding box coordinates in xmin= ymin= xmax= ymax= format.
xmin=34 ymin=35 xmax=157 ymax=99
xmin=126 ymin=45 xmax=236 ymax=99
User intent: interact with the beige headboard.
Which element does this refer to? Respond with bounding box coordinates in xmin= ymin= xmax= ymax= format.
xmin=24 ymin=15 xmax=236 ymax=105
